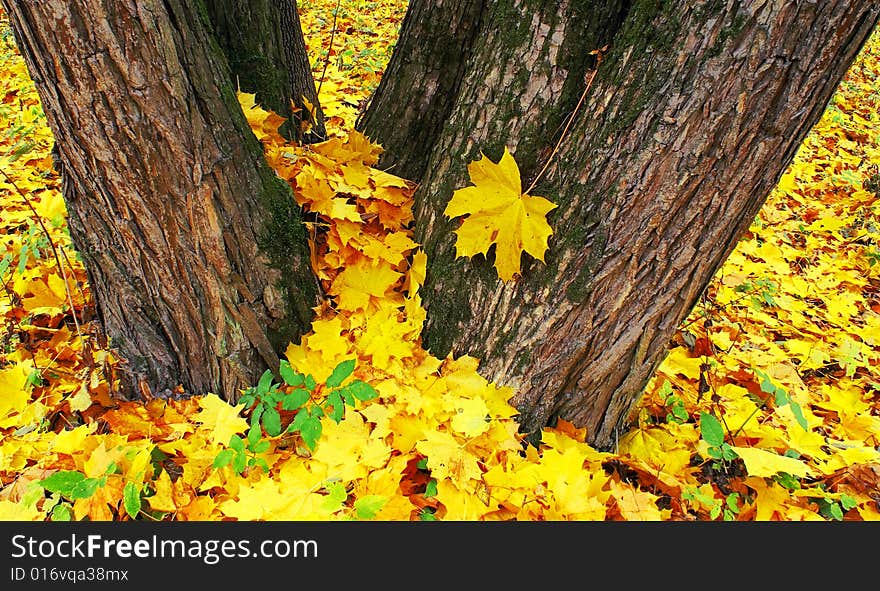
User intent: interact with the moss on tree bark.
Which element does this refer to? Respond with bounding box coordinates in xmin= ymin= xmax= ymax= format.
xmin=205 ymin=0 xmax=326 ymax=142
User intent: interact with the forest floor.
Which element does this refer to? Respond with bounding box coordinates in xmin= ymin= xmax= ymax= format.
xmin=0 ymin=1 xmax=878 ymax=521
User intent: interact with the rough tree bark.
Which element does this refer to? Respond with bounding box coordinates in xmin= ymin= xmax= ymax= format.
xmin=205 ymin=0 xmax=326 ymax=142
xmin=2 ymin=0 xmax=321 ymax=401
xmin=357 ymin=0 xmax=630 ymax=183
xmin=355 ymin=0 xmax=487 ymax=181
xmin=361 ymin=0 xmax=880 ymax=449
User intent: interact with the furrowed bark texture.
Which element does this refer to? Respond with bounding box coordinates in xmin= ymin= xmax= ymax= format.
xmin=375 ymin=0 xmax=880 ymax=449
xmin=3 ymin=0 xmax=321 ymax=401
xmin=355 ymin=0 xmax=488 ymax=181
xmin=205 ymin=0 xmax=326 ymax=142
xmin=359 ymin=0 xmax=631 ymax=183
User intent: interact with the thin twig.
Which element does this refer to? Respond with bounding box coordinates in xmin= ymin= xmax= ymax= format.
xmin=316 ymin=0 xmax=342 ymax=98
xmin=525 ymin=47 xmax=606 ymax=195
xmin=0 ymin=164 xmax=83 ymax=345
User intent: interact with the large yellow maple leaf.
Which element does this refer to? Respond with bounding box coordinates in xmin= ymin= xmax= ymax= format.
xmin=444 ymin=147 xmax=557 ymax=281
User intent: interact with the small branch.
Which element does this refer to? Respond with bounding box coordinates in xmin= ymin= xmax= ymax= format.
xmin=316 ymin=0 xmax=342 ymax=98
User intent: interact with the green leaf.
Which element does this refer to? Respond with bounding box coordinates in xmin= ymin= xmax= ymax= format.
xmin=340 ymin=390 xmax=356 ymax=408
xmin=827 ymin=502 xmax=843 ymax=521
xmin=282 ymin=388 xmax=310 ymax=411
xmin=699 ymin=412 xmax=725 ymax=448
xmin=0 ymin=253 xmax=12 ymax=277
xmin=50 ymin=503 xmax=71 ymax=521
xmin=326 ymin=390 xmax=344 ymax=423
xmin=322 ymin=481 xmax=348 ymax=512
xmin=299 ymin=416 xmax=323 ymax=451
xmin=279 ymin=361 xmax=303 ymax=387
xmin=721 ymin=444 xmax=739 ymax=461
xmin=345 ymin=380 xmax=378 ymax=402
xmin=353 ymin=495 xmax=387 ymax=519
xmin=69 ymin=476 xmax=105 ymax=500
xmin=757 ymin=371 xmax=775 ymax=394
xmin=256 ymin=369 xmax=275 ymax=395
xmin=249 ymin=405 xmax=264 ymax=432
xmin=725 ymin=493 xmax=740 ymax=513
xmin=232 ymin=451 xmax=247 ymax=474
xmin=150 ymin=447 xmax=169 ymax=473
xmin=250 ymin=439 xmax=270 ymax=454
xmin=263 ymin=389 xmax=284 ymax=406
xmin=325 ymin=359 xmax=356 ymax=388
xmin=39 ymin=470 xmax=86 ymax=496
xmin=424 ymin=479 xmax=438 ymax=498
xmin=304 ymin=374 xmax=317 ymax=391
xmin=228 ymin=434 xmax=245 ymax=452
xmin=123 ymin=482 xmax=141 ymax=519
xmin=773 ymin=387 xmax=788 ymax=407
xmin=790 ymin=401 xmax=808 ymax=431
xmin=773 ymin=472 xmax=801 ymax=491
xmin=213 ymin=448 xmax=235 ymax=469
xmin=289 ymin=407 xmax=310 ymax=432
xmin=262 ymin=407 xmax=282 ymax=437
xmin=247 ymin=420 xmax=262 ymax=447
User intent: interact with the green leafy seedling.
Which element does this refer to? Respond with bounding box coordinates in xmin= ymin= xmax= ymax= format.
xmin=700 ymin=412 xmax=738 ymax=463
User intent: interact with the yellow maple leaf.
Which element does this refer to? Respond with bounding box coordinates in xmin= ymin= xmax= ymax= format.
xmin=405 ymin=250 xmax=427 ymax=296
xmin=357 ymin=303 xmax=417 ymax=370
xmin=67 ymin=382 xmax=93 ymax=413
xmin=444 ymin=147 xmax=556 ymax=281
xmin=295 ymin=171 xmax=362 ymax=222
xmin=610 ymin=479 xmax=668 ymax=521
xmin=659 ymin=346 xmax=703 ymax=380
xmin=746 ymin=477 xmax=794 ymax=520
xmin=177 ymin=495 xmax=219 ymax=521
xmin=450 ymin=396 xmax=491 ymax=438
xmin=147 ymin=470 xmax=183 ymax=514
xmin=328 ymin=257 xmax=402 ymax=312
xmin=416 ymin=431 xmax=482 ymax=487
xmin=193 ymin=394 xmax=248 ymax=445
xmin=730 ymin=446 xmax=812 ymax=478
xmin=618 ymin=425 xmax=693 ymax=476
xmin=0 ymin=499 xmax=44 ymax=521
xmin=0 ymin=364 xmax=31 ymax=421
xmin=237 ymin=90 xmax=286 ymax=142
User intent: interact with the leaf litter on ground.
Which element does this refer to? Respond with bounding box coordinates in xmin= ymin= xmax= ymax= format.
xmin=0 ymin=2 xmax=878 ymax=521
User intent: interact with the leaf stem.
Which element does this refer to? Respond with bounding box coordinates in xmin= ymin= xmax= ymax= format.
xmin=317 ymin=0 xmax=342 ymax=98
xmin=525 ymin=47 xmax=606 ymax=195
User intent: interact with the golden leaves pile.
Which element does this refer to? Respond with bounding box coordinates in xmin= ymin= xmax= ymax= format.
xmin=1 ymin=2 xmax=878 ymax=521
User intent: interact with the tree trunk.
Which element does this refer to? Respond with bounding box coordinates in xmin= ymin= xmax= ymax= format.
xmin=355 ymin=0 xmax=487 ymax=181
xmin=358 ymin=0 xmax=631 ymax=185
xmin=2 ymin=0 xmax=321 ymax=402
xmin=364 ymin=0 xmax=880 ymax=449
xmin=205 ymin=0 xmax=326 ymax=142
